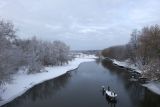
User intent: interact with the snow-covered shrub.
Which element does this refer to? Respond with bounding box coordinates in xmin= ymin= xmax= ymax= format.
xmin=142 ymin=59 xmax=160 ymax=80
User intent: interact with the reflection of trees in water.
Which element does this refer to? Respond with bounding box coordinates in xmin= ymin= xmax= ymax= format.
xmin=2 ymin=72 xmax=71 ymax=107
xmin=125 ymin=81 xmax=145 ymax=106
xmin=101 ymin=59 xmax=160 ymax=107
xmin=101 ymin=59 xmax=130 ymax=79
xmin=101 ymin=88 xmax=117 ymax=107
xmin=138 ymin=90 xmax=160 ymax=107
xmin=106 ymin=101 xmax=116 ymax=107
xmin=28 ymin=72 xmax=71 ymax=101
xmin=105 ymin=96 xmax=117 ymax=107
xmin=95 ymin=59 xmax=101 ymax=65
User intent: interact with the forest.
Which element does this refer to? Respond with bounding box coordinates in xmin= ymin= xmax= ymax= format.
xmin=0 ymin=19 xmax=71 ymax=85
xmin=102 ymin=25 xmax=160 ymax=80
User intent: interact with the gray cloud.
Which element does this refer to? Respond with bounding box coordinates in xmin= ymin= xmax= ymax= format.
xmin=0 ymin=0 xmax=160 ymax=50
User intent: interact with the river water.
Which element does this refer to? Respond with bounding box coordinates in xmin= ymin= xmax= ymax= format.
xmin=2 ymin=59 xmax=160 ymax=107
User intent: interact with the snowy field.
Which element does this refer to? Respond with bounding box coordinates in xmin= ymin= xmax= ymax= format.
xmin=0 ymin=54 xmax=96 ymax=106
xmin=112 ymin=59 xmax=160 ymax=96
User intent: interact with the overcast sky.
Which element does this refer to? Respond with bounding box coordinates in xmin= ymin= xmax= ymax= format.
xmin=0 ymin=0 xmax=160 ymax=50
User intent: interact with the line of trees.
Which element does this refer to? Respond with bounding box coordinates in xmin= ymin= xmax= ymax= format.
xmin=0 ymin=19 xmax=71 ymax=84
xmin=101 ymin=45 xmax=128 ymax=60
xmin=102 ymin=25 xmax=160 ymax=80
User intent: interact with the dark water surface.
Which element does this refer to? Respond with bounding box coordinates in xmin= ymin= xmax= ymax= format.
xmin=2 ymin=60 xmax=160 ymax=107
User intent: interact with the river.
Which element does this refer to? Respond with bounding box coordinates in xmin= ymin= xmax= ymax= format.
xmin=2 ymin=59 xmax=160 ymax=107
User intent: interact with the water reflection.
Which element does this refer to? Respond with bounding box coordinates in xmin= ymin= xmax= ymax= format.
xmin=101 ymin=59 xmax=130 ymax=77
xmin=101 ymin=59 xmax=160 ymax=107
xmin=101 ymin=89 xmax=117 ymax=107
xmin=105 ymin=98 xmax=116 ymax=107
xmin=2 ymin=72 xmax=71 ymax=107
xmin=2 ymin=61 xmax=160 ymax=107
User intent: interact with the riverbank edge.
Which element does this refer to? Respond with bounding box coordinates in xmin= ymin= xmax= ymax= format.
xmin=110 ymin=58 xmax=160 ymax=95
xmin=0 ymin=55 xmax=96 ymax=106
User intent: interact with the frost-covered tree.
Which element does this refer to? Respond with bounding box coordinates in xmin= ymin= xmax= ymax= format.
xmin=0 ymin=19 xmax=71 ymax=83
xmin=17 ymin=38 xmax=70 ymax=73
xmin=102 ymin=24 xmax=160 ymax=80
xmin=0 ymin=20 xmax=23 ymax=84
xmin=17 ymin=37 xmax=43 ymax=73
xmin=128 ymin=29 xmax=140 ymax=63
xmin=53 ymin=41 xmax=70 ymax=65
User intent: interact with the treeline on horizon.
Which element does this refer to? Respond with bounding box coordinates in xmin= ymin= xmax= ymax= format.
xmin=102 ymin=24 xmax=160 ymax=80
xmin=0 ymin=19 xmax=71 ymax=85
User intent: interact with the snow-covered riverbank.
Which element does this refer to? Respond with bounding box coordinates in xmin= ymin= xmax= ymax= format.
xmin=0 ymin=55 xmax=96 ymax=106
xmin=112 ymin=59 xmax=160 ymax=96
xmin=112 ymin=59 xmax=142 ymax=73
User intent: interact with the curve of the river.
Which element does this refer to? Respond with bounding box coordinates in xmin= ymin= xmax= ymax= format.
xmin=2 ymin=60 xmax=160 ymax=107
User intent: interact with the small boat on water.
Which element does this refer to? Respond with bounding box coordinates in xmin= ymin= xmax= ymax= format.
xmin=102 ymin=86 xmax=117 ymax=101
xmin=105 ymin=90 xmax=117 ymax=98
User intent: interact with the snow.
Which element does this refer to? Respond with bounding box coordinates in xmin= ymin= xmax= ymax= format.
xmin=143 ymin=82 xmax=160 ymax=95
xmin=112 ymin=59 xmax=160 ymax=95
xmin=0 ymin=54 xmax=96 ymax=106
xmin=112 ymin=59 xmax=142 ymax=73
